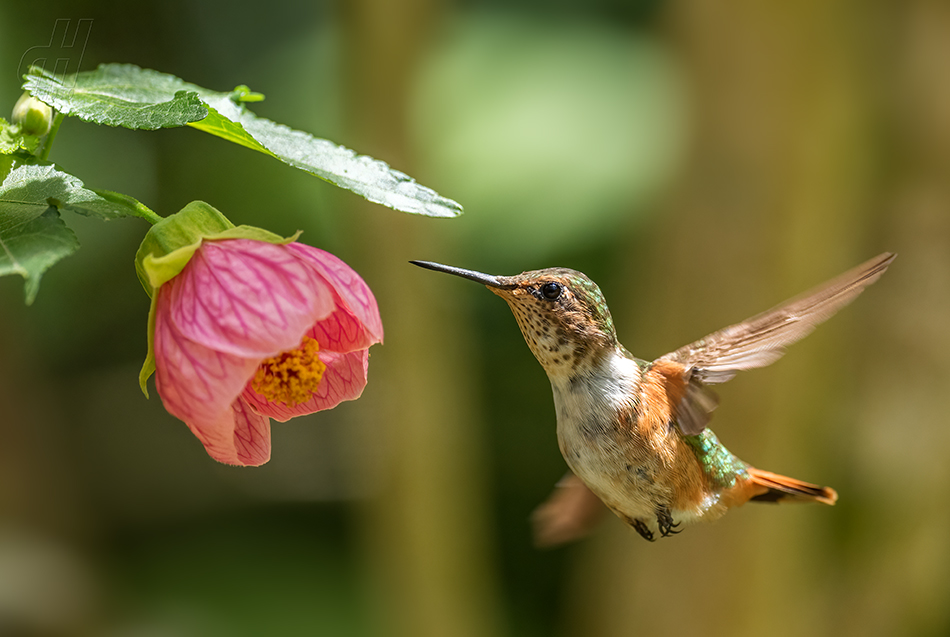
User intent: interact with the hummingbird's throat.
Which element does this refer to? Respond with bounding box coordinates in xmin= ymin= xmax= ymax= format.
xmin=250 ymin=335 xmax=326 ymax=406
xmin=506 ymin=301 xmax=587 ymax=373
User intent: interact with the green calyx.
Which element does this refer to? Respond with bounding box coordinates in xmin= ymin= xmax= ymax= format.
xmin=135 ymin=200 xmax=301 ymax=396
xmin=134 ymin=200 xmax=298 ymax=297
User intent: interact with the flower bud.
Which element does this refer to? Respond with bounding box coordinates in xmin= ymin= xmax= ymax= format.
xmin=12 ymin=92 xmax=53 ymax=136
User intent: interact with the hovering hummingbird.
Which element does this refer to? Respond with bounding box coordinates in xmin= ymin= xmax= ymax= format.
xmin=411 ymin=253 xmax=895 ymax=544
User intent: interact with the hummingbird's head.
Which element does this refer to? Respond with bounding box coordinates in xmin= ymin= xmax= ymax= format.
xmin=411 ymin=261 xmax=618 ymax=375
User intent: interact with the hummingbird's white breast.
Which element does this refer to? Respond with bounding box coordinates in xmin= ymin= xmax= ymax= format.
xmin=548 ymin=352 xmax=662 ymax=520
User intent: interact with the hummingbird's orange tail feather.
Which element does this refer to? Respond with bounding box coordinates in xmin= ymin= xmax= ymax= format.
xmin=746 ymin=468 xmax=838 ymax=505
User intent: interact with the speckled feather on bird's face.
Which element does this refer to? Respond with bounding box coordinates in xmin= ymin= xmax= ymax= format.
xmin=489 ymin=268 xmax=618 ymax=375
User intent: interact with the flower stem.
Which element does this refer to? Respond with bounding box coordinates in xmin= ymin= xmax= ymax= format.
xmin=92 ymin=189 xmax=164 ymax=225
xmin=38 ymin=112 xmax=65 ymax=162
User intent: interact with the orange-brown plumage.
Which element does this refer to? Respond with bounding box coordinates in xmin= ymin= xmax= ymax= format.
xmin=634 ymin=362 xmax=708 ymax=512
xmin=745 ymin=468 xmax=839 ymax=505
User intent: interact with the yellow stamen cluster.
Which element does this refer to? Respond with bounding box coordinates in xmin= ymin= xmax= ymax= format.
xmin=251 ymin=336 xmax=326 ymax=406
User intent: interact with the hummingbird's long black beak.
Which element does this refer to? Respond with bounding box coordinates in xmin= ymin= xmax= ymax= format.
xmin=410 ymin=261 xmax=516 ymax=290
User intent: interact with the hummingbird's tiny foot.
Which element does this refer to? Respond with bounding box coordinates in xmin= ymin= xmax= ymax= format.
xmin=626 ymin=517 xmax=655 ymax=542
xmin=656 ymin=507 xmax=682 ymax=538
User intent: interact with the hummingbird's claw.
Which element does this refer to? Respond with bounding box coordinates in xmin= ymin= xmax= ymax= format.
xmin=657 ymin=507 xmax=682 ymax=537
xmin=628 ymin=517 xmax=656 ymax=542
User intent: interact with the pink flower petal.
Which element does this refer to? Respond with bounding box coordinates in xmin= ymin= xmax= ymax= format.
xmin=288 ymin=243 xmax=383 ymax=345
xmin=311 ymin=304 xmax=376 ymax=353
xmin=154 ymin=286 xmax=261 ymax=434
xmin=166 ymin=240 xmax=337 ymax=359
xmin=241 ymin=349 xmax=369 ymax=422
xmin=180 ymin=397 xmax=271 ymax=466
xmin=231 ymin=398 xmax=272 ymax=466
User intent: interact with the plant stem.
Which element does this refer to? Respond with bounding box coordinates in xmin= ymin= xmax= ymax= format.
xmin=92 ymin=189 xmax=164 ymax=225
xmin=38 ymin=112 xmax=65 ymax=162
xmin=133 ymin=201 xmax=164 ymax=225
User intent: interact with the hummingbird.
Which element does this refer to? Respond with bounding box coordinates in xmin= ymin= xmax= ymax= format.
xmin=411 ymin=253 xmax=895 ymax=544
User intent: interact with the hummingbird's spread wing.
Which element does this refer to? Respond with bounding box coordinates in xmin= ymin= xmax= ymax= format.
xmin=656 ymin=252 xmax=896 ymax=435
xmin=531 ymin=472 xmax=607 ymax=547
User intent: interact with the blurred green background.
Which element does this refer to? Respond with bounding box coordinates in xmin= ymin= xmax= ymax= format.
xmin=2 ymin=1 xmax=949 ymax=636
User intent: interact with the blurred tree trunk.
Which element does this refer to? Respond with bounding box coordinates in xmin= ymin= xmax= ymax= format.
xmin=837 ymin=1 xmax=950 ymax=635
xmin=561 ymin=2 xmax=950 ymax=636
xmin=339 ymin=2 xmax=503 ymax=637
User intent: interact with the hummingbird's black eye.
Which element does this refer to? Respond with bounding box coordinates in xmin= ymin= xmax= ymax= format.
xmin=541 ymin=282 xmax=562 ymax=300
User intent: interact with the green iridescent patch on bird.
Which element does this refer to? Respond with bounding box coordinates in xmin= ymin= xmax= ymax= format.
xmin=683 ymin=429 xmax=749 ymax=489
xmin=563 ymin=271 xmax=615 ymax=336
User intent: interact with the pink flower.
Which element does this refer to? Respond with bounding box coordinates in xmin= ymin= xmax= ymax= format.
xmin=151 ymin=239 xmax=382 ymax=466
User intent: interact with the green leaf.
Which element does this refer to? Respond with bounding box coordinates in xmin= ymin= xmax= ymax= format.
xmin=191 ymin=97 xmax=463 ymax=218
xmin=6 ymin=162 xmax=144 ymax=220
xmin=0 ymin=165 xmax=81 ymax=304
xmin=0 ymin=117 xmax=41 ymax=155
xmin=23 ymin=65 xmax=208 ymax=130
xmin=0 ymin=162 xmax=149 ymax=303
xmin=189 ymin=104 xmax=271 ymax=154
xmin=24 ymin=64 xmax=462 ymax=217
xmin=0 ymin=155 xmax=12 ymax=183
